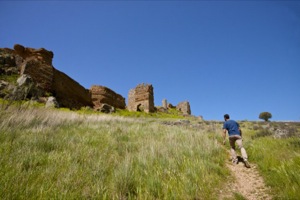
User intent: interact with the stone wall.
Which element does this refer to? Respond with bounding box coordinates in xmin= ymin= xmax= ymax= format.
xmin=128 ymin=83 xmax=154 ymax=113
xmin=90 ymin=85 xmax=126 ymax=109
xmin=52 ymin=69 xmax=93 ymax=109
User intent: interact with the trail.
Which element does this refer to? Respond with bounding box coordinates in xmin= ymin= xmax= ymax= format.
xmin=218 ymin=147 xmax=273 ymax=200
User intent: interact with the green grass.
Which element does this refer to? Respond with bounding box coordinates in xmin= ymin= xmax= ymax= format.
xmin=113 ymin=107 xmax=187 ymax=120
xmin=243 ymin=121 xmax=300 ymax=200
xmin=1 ymin=102 xmax=300 ymax=199
xmin=0 ymin=105 xmax=229 ymax=199
xmin=247 ymin=136 xmax=300 ymax=199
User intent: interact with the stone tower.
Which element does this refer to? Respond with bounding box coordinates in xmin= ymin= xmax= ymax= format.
xmin=176 ymin=101 xmax=191 ymax=115
xmin=128 ymin=83 xmax=154 ymax=113
xmin=162 ymin=99 xmax=168 ymax=109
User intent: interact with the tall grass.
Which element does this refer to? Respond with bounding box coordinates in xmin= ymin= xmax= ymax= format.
xmin=246 ymin=126 xmax=300 ymax=199
xmin=0 ymin=105 xmax=228 ymax=199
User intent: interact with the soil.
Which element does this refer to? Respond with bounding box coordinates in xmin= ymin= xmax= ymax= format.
xmin=218 ymin=151 xmax=273 ymax=200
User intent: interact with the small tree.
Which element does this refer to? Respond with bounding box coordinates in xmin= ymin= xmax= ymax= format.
xmin=259 ymin=112 xmax=272 ymax=122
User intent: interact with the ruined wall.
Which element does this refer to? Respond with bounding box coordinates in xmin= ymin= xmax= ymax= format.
xmin=52 ymin=70 xmax=93 ymax=109
xmin=0 ymin=48 xmax=20 ymax=75
xmin=90 ymin=85 xmax=126 ymax=109
xmin=176 ymin=101 xmax=191 ymax=115
xmin=2 ymin=44 xmax=93 ymax=109
xmin=128 ymin=83 xmax=154 ymax=113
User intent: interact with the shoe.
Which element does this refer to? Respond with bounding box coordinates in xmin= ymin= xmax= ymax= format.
xmin=244 ymin=160 xmax=251 ymax=168
xmin=232 ymin=158 xmax=238 ymax=164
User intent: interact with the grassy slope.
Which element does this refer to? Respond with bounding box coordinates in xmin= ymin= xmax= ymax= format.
xmin=0 ymin=105 xmax=228 ymax=199
xmin=1 ymin=103 xmax=299 ymax=199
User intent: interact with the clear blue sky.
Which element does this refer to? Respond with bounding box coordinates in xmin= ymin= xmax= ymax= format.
xmin=1 ymin=1 xmax=300 ymax=121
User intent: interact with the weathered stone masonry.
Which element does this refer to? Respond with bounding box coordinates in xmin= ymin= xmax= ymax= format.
xmin=90 ymin=85 xmax=126 ymax=109
xmin=128 ymin=83 xmax=154 ymax=113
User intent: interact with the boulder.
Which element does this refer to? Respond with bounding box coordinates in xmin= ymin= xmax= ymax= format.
xmin=8 ymin=75 xmax=42 ymax=100
xmin=45 ymin=96 xmax=59 ymax=108
xmin=95 ymin=103 xmax=115 ymax=113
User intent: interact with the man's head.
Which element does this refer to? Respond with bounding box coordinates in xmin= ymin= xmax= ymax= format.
xmin=224 ymin=114 xmax=230 ymax=121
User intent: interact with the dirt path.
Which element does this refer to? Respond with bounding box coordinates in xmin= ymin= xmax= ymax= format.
xmin=218 ymin=153 xmax=273 ymax=200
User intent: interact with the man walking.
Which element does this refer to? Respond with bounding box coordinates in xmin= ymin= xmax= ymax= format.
xmin=222 ymin=114 xmax=250 ymax=168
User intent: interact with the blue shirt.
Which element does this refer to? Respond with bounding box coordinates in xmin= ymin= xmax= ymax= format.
xmin=223 ymin=120 xmax=240 ymax=136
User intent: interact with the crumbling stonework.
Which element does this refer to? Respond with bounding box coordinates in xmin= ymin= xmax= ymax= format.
xmin=90 ymin=85 xmax=126 ymax=110
xmin=128 ymin=83 xmax=154 ymax=113
xmin=0 ymin=44 xmax=93 ymax=109
xmin=52 ymin=69 xmax=93 ymax=109
xmin=1 ymin=44 xmax=195 ymax=113
xmin=0 ymin=48 xmax=19 ymax=75
xmin=162 ymin=99 xmax=168 ymax=109
xmin=176 ymin=101 xmax=191 ymax=115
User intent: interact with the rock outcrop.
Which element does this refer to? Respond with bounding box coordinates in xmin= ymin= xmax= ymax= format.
xmin=128 ymin=83 xmax=154 ymax=113
xmin=90 ymin=85 xmax=126 ymax=110
xmin=95 ymin=103 xmax=115 ymax=113
xmin=45 ymin=96 xmax=59 ymax=108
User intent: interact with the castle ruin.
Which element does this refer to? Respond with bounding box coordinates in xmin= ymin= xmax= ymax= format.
xmin=176 ymin=101 xmax=191 ymax=115
xmin=90 ymin=85 xmax=126 ymax=110
xmin=128 ymin=83 xmax=154 ymax=113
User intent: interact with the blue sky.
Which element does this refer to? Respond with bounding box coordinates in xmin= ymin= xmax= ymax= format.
xmin=1 ymin=1 xmax=300 ymax=121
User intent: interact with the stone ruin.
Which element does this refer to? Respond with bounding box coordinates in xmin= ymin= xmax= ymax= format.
xmin=90 ymin=85 xmax=125 ymax=110
xmin=162 ymin=99 xmax=168 ymax=109
xmin=128 ymin=83 xmax=154 ymax=113
xmin=0 ymin=44 xmax=93 ymax=109
xmin=176 ymin=101 xmax=191 ymax=115
xmin=1 ymin=44 xmax=194 ymax=115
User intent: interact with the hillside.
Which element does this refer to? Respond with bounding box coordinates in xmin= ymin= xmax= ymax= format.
xmin=1 ymin=102 xmax=300 ymax=199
